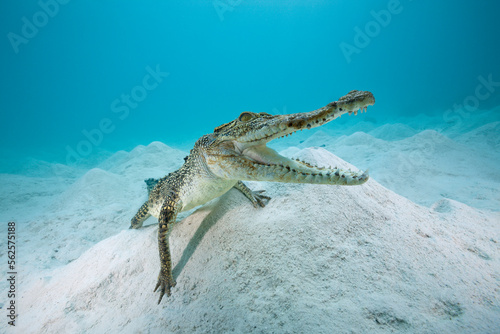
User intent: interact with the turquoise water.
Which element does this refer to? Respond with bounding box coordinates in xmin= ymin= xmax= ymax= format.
xmin=1 ymin=0 xmax=499 ymax=170
xmin=1 ymin=4 xmax=500 ymax=330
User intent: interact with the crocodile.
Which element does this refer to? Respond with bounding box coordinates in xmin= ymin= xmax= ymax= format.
xmin=130 ymin=90 xmax=375 ymax=304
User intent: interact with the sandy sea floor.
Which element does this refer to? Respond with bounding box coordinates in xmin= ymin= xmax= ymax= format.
xmin=1 ymin=109 xmax=499 ymax=333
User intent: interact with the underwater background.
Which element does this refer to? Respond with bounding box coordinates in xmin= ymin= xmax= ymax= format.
xmin=2 ymin=1 xmax=500 ymax=332
xmin=1 ymin=0 xmax=500 ymax=170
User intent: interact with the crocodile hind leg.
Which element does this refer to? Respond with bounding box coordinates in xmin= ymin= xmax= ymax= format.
xmin=129 ymin=202 xmax=151 ymax=229
xmin=155 ymin=196 xmax=183 ymax=304
xmin=234 ymin=181 xmax=271 ymax=208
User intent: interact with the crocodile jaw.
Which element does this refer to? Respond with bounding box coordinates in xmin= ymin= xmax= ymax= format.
xmin=234 ymin=90 xmax=374 ymax=147
xmin=205 ymin=90 xmax=374 ymax=185
xmin=220 ymin=145 xmax=370 ymax=185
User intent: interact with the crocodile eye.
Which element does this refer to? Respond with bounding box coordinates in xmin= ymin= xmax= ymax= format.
xmin=239 ymin=112 xmax=253 ymax=122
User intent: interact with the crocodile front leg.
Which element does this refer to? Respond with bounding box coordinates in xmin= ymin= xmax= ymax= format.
xmin=129 ymin=201 xmax=150 ymax=229
xmin=155 ymin=196 xmax=183 ymax=304
xmin=234 ymin=181 xmax=271 ymax=208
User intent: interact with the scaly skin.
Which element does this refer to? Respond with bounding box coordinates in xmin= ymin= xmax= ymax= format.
xmin=130 ymin=90 xmax=375 ymax=303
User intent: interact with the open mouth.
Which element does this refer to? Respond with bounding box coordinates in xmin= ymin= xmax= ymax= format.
xmin=208 ymin=90 xmax=374 ymax=185
xmin=231 ymin=103 xmax=372 ymax=185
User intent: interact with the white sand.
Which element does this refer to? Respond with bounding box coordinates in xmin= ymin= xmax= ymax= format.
xmin=1 ymin=114 xmax=499 ymax=333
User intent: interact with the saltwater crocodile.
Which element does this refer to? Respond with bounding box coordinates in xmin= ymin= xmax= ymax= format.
xmin=130 ymin=90 xmax=375 ymax=303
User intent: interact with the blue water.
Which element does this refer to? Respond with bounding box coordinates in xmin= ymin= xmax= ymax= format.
xmin=1 ymin=0 xmax=499 ymax=170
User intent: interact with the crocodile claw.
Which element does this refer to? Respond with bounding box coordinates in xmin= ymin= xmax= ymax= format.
xmin=154 ymin=269 xmax=176 ymax=304
xmin=251 ymin=190 xmax=271 ymax=208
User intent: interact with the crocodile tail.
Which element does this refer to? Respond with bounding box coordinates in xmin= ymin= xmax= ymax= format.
xmin=145 ymin=178 xmax=160 ymax=194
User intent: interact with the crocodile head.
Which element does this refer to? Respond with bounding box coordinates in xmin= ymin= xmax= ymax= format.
xmin=201 ymin=90 xmax=375 ymax=185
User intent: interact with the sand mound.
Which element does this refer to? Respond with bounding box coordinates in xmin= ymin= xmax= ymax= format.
xmin=101 ymin=141 xmax=186 ymax=178
xmin=309 ymin=129 xmax=500 ymax=211
xmin=368 ymin=123 xmax=417 ymax=141
xmin=17 ymin=150 xmax=499 ymax=333
xmin=456 ymin=121 xmax=500 ymax=152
